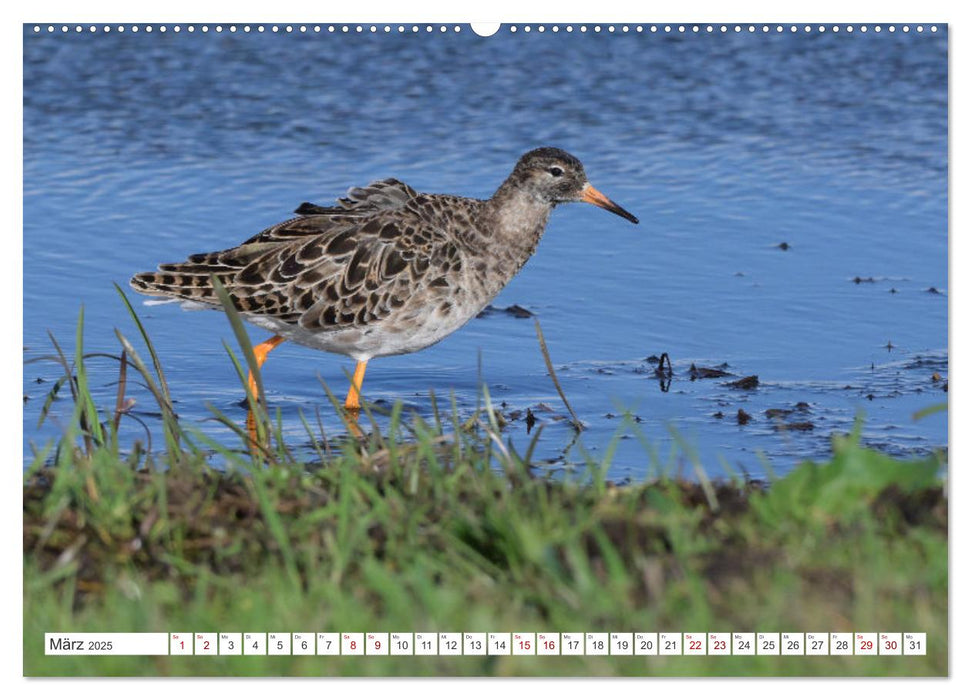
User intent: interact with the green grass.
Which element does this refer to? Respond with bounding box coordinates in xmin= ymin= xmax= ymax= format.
xmin=22 ymin=297 xmax=948 ymax=676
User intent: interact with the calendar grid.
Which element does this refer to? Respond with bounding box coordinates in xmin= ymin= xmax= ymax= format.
xmin=45 ymin=632 xmax=927 ymax=657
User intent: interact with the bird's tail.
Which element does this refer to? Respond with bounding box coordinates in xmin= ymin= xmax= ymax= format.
xmin=129 ymin=256 xmax=236 ymax=305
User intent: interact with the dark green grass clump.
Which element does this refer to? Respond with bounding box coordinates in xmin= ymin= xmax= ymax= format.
xmin=22 ymin=293 xmax=948 ymax=676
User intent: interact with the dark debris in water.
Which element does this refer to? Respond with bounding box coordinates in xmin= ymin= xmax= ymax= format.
xmin=764 ymin=402 xmax=811 ymax=420
xmin=773 ymin=421 xmax=815 ymax=432
xmin=653 ymin=352 xmax=673 ymax=378
xmin=477 ymin=304 xmax=534 ymax=319
xmin=928 ymin=372 xmax=948 ymax=392
xmin=737 ymin=409 xmax=752 ymax=425
xmin=852 ymin=276 xmax=877 ymax=284
xmin=726 ymin=375 xmax=759 ymax=390
xmin=690 ymin=363 xmax=731 ymax=380
xmin=777 ymin=242 xmax=790 ymax=251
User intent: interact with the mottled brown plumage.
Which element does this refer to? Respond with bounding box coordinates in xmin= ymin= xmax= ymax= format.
xmin=131 ymin=148 xmax=637 ymax=400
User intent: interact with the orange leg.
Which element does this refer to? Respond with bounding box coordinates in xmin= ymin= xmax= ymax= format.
xmin=246 ymin=335 xmax=285 ymax=449
xmin=246 ymin=335 xmax=286 ymax=400
xmin=344 ymin=360 xmax=368 ymax=411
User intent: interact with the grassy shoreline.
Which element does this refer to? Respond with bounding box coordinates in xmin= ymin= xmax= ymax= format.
xmin=23 ymin=301 xmax=948 ymax=676
xmin=24 ymin=421 xmax=947 ymax=676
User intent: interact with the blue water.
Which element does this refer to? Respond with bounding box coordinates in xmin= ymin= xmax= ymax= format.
xmin=23 ymin=25 xmax=948 ymax=479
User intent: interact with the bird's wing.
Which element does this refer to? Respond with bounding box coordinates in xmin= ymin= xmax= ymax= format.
xmin=130 ymin=195 xmax=473 ymax=332
xmin=294 ymin=178 xmax=419 ymax=216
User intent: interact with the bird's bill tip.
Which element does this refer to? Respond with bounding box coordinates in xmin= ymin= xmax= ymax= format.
xmin=580 ymin=184 xmax=639 ymax=224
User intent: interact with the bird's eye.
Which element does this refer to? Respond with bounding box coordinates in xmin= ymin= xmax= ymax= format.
xmin=549 ymin=166 xmax=564 ymax=177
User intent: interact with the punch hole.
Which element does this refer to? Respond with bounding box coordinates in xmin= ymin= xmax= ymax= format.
xmin=470 ymin=24 xmax=498 ymax=36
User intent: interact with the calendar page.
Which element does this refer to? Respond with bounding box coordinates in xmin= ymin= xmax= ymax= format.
xmin=21 ymin=15 xmax=948 ymax=679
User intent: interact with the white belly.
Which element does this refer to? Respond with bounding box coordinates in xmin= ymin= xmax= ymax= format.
xmin=242 ymin=293 xmax=487 ymax=362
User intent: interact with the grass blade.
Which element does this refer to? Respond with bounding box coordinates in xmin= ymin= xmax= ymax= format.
xmin=533 ymin=317 xmax=582 ymax=431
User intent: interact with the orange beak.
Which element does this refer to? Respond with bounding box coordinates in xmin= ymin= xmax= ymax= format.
xmin=580 ymin=184 xmax=639 ymax=224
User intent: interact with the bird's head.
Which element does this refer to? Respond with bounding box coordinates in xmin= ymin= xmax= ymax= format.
xmin=510 ymin=147 xmax=639 ymax=224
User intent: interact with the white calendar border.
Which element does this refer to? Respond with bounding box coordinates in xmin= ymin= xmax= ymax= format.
xmin=7 ymin=0 xmax=962 ymax=697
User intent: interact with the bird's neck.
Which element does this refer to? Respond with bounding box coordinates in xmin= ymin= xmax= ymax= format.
xmin=477 ymin=179 xmax=554 ymax=261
